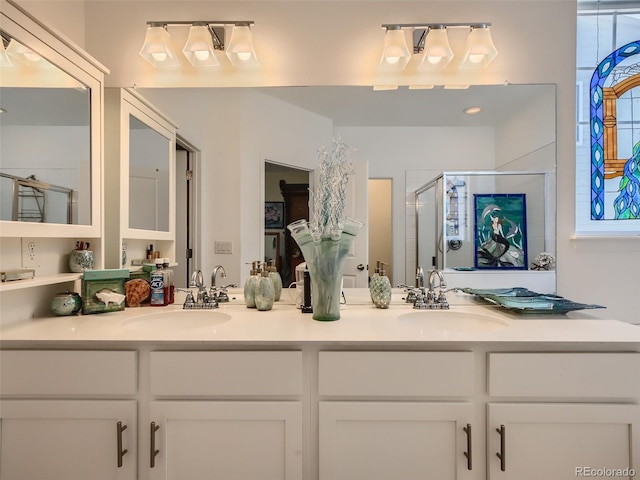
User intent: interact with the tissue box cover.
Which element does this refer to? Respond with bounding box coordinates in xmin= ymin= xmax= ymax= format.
xmin=82 ymin=269 xmax=130 ymax=314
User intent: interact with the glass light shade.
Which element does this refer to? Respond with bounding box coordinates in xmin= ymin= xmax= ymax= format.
xmin=226 ymin=25 xmax=259 ymax=67
xmin=0 ymin=39 xmax=11 ymax=67
xmin=139 ymin=25 xmax=180 ymax=67
xmin=6 ymin=39 xmax=46 ymax=66
xmin=183 ymin=25 xmax=219 ymax=67
xmin=459 ymin=26 xmax=498 ymax=69
xmin=418 ymin=28 xmax=453 ymax=70
xmin=380 ymin=27 xmax=411 ymax=69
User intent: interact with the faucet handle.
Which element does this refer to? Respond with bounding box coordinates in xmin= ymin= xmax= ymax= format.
xmin=176 ymin=289 xmax=196 ymax=307
xmin=437 ymin=291 xmax=449 ymax=308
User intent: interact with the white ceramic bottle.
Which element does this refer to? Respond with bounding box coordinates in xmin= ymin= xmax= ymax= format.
xmin=255 ymin=269 xmax=275 ymax=311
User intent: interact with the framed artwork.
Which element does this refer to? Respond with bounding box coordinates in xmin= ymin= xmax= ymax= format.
xmin=265 ymin=201 xmax=285 ymax=229
xmin=474 ymin=193 xmax=528 ymax=270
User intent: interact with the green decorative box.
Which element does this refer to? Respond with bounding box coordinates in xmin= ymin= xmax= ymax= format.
xmin=82 ymin=269 xmax=130 ymax=314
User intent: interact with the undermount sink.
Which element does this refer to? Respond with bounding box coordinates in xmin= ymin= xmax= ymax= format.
xmin=121 ymin=309 xmax=232 ymax=331
xmin=397 ymin=310 xmax=510 ymax=330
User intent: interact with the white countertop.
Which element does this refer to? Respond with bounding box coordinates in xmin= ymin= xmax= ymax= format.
xmin=1 ymin=289 xmax=639 ymax=345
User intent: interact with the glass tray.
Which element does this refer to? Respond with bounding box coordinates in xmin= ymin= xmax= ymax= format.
xmin=461 ymin=288 xmax=605 ymax=314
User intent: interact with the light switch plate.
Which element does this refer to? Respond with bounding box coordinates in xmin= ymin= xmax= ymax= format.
xmin=214 ymin=241 xmax=233 ymax=254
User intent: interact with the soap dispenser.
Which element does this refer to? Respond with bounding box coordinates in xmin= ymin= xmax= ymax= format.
xmin=244 ymin=261 xmax=260 ymax=308
xmin=369 ymin=261 xmax=381 ymax=303
xmin=371 ymin=261 xmax=392 ymax=309
xmin=267 ymin=260 xmax=283 ymax=301
xmin=255 ymin=268 xmax=275 ymax=311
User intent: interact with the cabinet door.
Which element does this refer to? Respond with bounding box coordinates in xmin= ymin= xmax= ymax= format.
xmin=149 ymin=401 xmax=303 ymax=480
xmin=319 ymin=402 xmax=475 ymax=480
xmin=0 ymin=400 xmax=136 ymax=480
xmin=488 ymin=403 xmax=640 ymax=479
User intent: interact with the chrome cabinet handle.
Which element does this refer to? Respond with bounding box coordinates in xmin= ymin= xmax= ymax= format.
xmin=150 ymin=422 xmax=160 ymax=468
xmin=116 ymin=422 xmax=128 ymax=468
xmin=463 ymin=423 xmax=472 ymax=470
xmin=496 ymin=424 xmax=506 ymax=471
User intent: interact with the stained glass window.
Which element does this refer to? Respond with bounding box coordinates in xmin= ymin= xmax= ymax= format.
xmin=576 ymin=6 xmax=640 ymax=233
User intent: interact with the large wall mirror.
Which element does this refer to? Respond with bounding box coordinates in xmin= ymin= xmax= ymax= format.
xmin=0 ymin=35 xmax=91 ymax=226
xmin=0 ymin=3 xmax=105 ymax=238
xmin=139 ymin=83 xmax=556 ymax=285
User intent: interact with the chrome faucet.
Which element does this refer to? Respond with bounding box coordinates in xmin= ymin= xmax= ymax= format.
xmin=189 ymin=269 xmax=209 ymax=305
xmin=404 ymin=266 xmax=426 ymax=304
xmin=211 ymin=265 xmax=226 ymax=287
xmin=412 ymin=268 xmax=449 ymax=309
xmin=426 ymin=268 xmax=449 ymax=309
xmin=209 ymin=265 xmax=236 ymax=302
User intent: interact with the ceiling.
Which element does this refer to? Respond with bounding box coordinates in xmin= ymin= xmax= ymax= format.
xmin=259 ymin=84 xmax=552 ymax=128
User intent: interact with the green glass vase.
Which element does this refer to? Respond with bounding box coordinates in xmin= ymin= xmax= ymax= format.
xmin=288 ymin=217 xmax=362 ymax=321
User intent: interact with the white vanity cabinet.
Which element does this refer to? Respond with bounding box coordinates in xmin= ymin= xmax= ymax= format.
xmin=0 ymin=350 xmax=138 ymax=480
xmin=104 ymin=88 xmax=178 ymax=269
xmin=146 ymin=351 xmax=304 ymax=480
xmin=486 ymin=353 xmax=640 ymax=479
xmin=318 ymin=351 xmax=476 ymax=480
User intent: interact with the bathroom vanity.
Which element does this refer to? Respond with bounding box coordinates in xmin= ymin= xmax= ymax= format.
xmin=1 ymin=290 xmax=639 ymax=480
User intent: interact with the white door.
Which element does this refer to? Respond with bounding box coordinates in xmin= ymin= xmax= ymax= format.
xmin=342 ymin=160 xmax=369 ymax=287
xmin=149 ymin=401 xmax=303 ymax=480
xmin=487 ymin=403 xmax=640 ymax=479
xmin=319 ymin=401 xmax=474 ymax=480
xmin=0 ymin=400 xmax=136 ymax=480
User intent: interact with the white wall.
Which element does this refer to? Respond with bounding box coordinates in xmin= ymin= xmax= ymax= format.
xmin=10 ymin=0 xmax=640 ymax=324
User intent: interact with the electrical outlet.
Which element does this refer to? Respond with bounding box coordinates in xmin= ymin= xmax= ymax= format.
xmin=21 ymin=238 xmax=39 ymax=268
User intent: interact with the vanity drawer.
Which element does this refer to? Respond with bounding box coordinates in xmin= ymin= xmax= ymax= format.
xmin=319 ymin=351 xmax=474 ymax=397
xmin=0 ymin=350 xmax=137 ymax=396
xmin=150 ymin=351 xmax=303 ymax=396
xmin=488 ymin=353 xmax=640 ymax=398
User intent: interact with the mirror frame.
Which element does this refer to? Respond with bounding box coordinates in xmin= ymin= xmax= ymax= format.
xmin=0 ymin=0 xmax=106 ymax=238
xmin=119 ymin=89 xmax=176 ymax=241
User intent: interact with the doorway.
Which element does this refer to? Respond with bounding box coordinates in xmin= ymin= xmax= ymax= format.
xmin=368 ymin=178 xmax=393 ymax=285
xmin=264 ymin=161 xmax=310 ymax=287
xmin=175 ymin=137 xmax=200 ymax=288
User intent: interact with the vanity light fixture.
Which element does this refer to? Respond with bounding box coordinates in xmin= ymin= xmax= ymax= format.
xmin=380 ymin=26 xmax=411 ymax=69
xmin=380 ymin=22 xmax=497 ymax=71
xmin=418 ymin=25 xmax=454 ymax=69
xmin=459 ymin=24 xmax=498 ymax=69
xmin=140 ymin=23 xmax=180 ymax=67
xmin=5 ymin=39 xmax=48 ymax=66
xmin=226 ymin=23 xmax=259 ymax=67
xmin=183 ymin=23 xmax=221 ymax=67
xmin=140 ymin=21 xmax=257 ymax=68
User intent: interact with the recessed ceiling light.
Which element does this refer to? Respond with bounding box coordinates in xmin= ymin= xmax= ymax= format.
xmin=0 ymin=107 xmax=6 ymax=113
xmin=464 ymin=106 xmax=482 ymax=115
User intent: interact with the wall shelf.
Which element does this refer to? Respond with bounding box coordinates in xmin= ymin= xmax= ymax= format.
xmin=0 ymin=273 xmax=82 ymax=292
